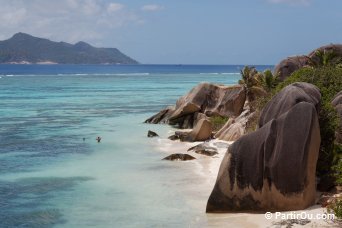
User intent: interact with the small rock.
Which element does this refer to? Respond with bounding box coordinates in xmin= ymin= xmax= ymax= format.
xmin=147 ymin=130 xmax=159 ymax=138
xmin=188 ymin=143 xmax=218 ymax=156
xmin=162 ymin=153 xmax=196 ymax=161
xmin=168 ymin=131 xmax=190 ymax=141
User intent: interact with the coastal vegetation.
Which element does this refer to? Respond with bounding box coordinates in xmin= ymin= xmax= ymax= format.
xmin=241 ymin=65 xmax=341 ymax=179
xmin=277 ymin=67 xmax=341 ymax=183
xmin=209 ymin=116 xmax=229 ymax=131
xmin=239 ymin=63 xmax=342 ymax=219
xmin=146 ymin=44 xmax=341 ymax=218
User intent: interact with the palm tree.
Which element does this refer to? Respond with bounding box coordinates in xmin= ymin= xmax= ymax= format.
xmin=259 ymin=69 xmax=279 ymax=92
xmin=310 ymin=49 xmax=337 ymax=67
xmin=239 ymin=66 xmax=266 ymax=103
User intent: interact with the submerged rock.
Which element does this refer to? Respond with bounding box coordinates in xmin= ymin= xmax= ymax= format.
xmin=168 ymin=131 xmax=191 ymax=141
xmin=207 ymin=83 xmax=321 ymax=212
xmin=145 ymin=106 xmax=175 ymax=124
xmin=145 ymin=83 xmax=246 ymax=128
xmin=187 ymin=143 xmax=218 ymax=156
xmin=147 ymin=130 xmax=159 ymax=137
xmin=162 ymin=153 xmax=196 ymax=161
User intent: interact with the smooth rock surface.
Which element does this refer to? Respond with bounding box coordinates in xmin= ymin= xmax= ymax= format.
xmin=259 ymin=82 xmax=321 ymax=128
xmin=187 ymin=143 xmax=218 ymax=156
xmin=207 ymin=102 xmax=321 ymax=212
xmin=215 ymin=108 xmax=255 ymax=141
xmin=162 ymin=153 xmax=196 ymax=161
xmin=273 ymin=44 xmax=342 ymax=81
xmin=273 ymin=55 xmax=311 ymax=81
xmin=188 ymin=118 xmax=213 ymax=142
xmin=168 ymin=131 xmax=191 ymax=141
xmin=144 ymin=106 xmax=175 ymax=124
xmin=308 ymin=44 xmax=342 ymax=66
xmin=147 ymin=130 xmax=159 ymax=138
xmin=145 ymin=83 xmax=246 ymax=128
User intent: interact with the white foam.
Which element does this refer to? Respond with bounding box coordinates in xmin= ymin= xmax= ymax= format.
xmin=221 ymin=72 xmax=239 ymax=75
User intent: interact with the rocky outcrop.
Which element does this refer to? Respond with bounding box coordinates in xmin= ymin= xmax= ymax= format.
xmin=168 ymin=119 xmax=213 ymax=142
xmin=308 ymin=44 xmax=342 ymax=66
xmin=332 ymin=91 xmax=342 ymax=143
xmin=207 ymin=83 xmax=321 ymax=212
xmin=145 ymin=106 xmax=175 ymax=124
xmin=215 ymin=107 xmax=255 ymax=141
xmin=168 ymin=131 xmax=190 ymax=141
xmin=162 ymin=154 xmax=196 ymax=161
xmin=273 ymin=55 xmax=311 ymax=81
xmin=187 ymin=119 xmax=213 ymax=142
xmin=259 ymin=82 xmax=321 ymax=127
xmin=273 ymin=44 xmax=342 ymax=81
xmin=145 ymin=83 xmax=246 ymax=129
xmin=188 ymin=143 xmax=218 ymax=156
xmin=147 ymin=130 xmax=159 ymax=137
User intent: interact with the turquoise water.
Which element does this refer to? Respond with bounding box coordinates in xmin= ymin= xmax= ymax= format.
xmin=0 ymin=65 xmax=270 ymax=227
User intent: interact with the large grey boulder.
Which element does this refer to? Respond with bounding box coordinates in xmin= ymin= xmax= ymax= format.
xmin=206 ymin=102 xmax=321 ymax=212
xmin=259 ymin=82 xmax=321 ymax=127
xmin=308 ymin=44 xmax=342 ymax=66
xmin=207 ymin=83 xmax=322 ymax=212
xmin=273 ymin=44 xmax=342 ymax=81
xmin=145 ymin=83 xmax=246 ymax=129
xmin=273 ymin=55 xmax=311 ymax=81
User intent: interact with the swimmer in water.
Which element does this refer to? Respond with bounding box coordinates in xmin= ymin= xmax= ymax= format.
xmin=96 ymin=136 xmax=101 ymax=143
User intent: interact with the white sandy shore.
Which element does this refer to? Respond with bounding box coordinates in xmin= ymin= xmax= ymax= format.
xmin=152 ymin=129 xmax=338 ymax=228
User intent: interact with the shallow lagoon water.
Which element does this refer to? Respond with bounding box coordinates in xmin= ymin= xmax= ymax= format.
xmin=0 ymin=65 xmax=271 ymax=227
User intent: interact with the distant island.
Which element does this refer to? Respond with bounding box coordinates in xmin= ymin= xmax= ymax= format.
xmin=0 ymin=32 xmax=138 ymax=64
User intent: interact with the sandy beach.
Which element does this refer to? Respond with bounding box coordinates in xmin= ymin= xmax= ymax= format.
xmin=152 ymin=128 xmax=338 ymax=228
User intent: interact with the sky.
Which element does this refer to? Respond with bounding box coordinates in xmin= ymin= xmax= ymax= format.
xmin=0 ymin=0 xmax=341 ymax=64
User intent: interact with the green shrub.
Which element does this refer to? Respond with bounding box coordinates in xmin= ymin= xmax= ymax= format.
xmin=277 ymin=66 xmax=341 ymax=180
xmin=333 ymin=154 xmax=342 ymax=185
xmin=210 ymin=116 xmax=229 ymax=132
xmin=328 ymin=198 xmax=342 ymax=219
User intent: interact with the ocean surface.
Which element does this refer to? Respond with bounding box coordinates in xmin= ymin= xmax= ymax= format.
xmin=0 ymin=64 xmax=272 ymax=227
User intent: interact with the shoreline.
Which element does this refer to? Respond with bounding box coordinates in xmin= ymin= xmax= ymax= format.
xmin=151 ymin=128 xmax=337 ymax=227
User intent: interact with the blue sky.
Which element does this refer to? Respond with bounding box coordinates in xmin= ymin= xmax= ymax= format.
xmin=0 ymin=0 xmax=341 ymax=64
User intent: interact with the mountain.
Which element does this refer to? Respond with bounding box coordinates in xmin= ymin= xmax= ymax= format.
xmin=0 ymin=33 xmax=138 ymax=64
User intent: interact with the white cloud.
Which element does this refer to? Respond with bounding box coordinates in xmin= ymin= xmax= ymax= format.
xmin=81 ymin=0 xmax=101 ymax=15
xmin=141 ymin=4 xmax=164 ymax=12
xmin=268 ymin=0 xmax=311 ymax=6
xmin=0 ymin=0 xmax=142 ymax=45
xmin=107 ymin=3 xmax=124 ymax=13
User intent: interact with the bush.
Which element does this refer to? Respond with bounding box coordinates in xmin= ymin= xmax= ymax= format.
xmin=210 ymin=116 xmax=229 ymax=132
xmin=328 ymin=198 xmax=342 ymax=220
xmin=277 ymin=66 xmax=341 ymax=180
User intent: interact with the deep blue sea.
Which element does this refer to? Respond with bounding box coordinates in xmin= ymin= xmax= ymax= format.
xmin=0 ymin=64 xmax=272 ymax=227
